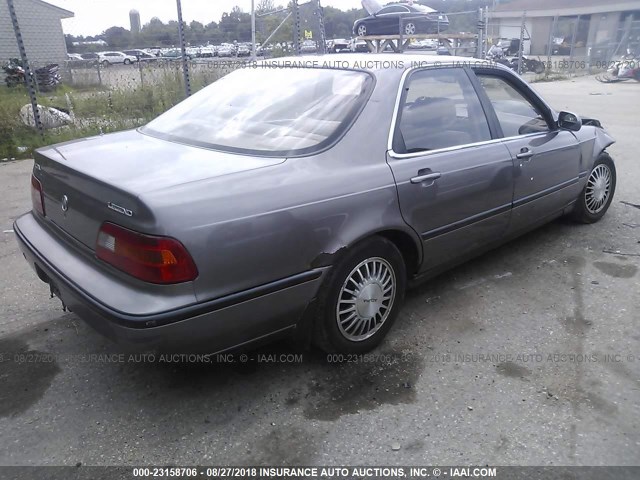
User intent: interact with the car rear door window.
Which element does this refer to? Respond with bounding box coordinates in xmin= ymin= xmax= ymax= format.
xmin=395 ymin=68 xmax=491 ymax=154
xmin=476 ymin=75 xmax=550 ymax=138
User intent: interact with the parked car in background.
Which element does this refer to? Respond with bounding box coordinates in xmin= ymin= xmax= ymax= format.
xmin=328 ymin=39 xmax=351 ymax=53
xmin=218 ymin=45 xmax=235 ymax=57
xmin=123 ymin=49 xmax=158 ymax=62
xmin=237 ymin=44 xmax=252 ymax=57
xmin=66 ymin=53 xmax=83 ymax=61
xmin=199 ymin=46 xmax=216 ymax=58
xmin=354 ymin=2 xmax=449 ymax=36
xmin=79 ymin=52 xmax=101 ymax=66
xmin=350 ymin=39 xmax=369 ymax=53
xmin=15 ymin=55 xmax=616 ymax=355
xmin=99 ymin=51 xmax=138 ymax=66
xmin=301 ymin=40 xmax=318 ymax=54
xmin=162 ymin=49 xmax=192 ymax=61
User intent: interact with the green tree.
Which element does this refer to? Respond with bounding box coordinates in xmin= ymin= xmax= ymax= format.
xmin=102 ymin=26 xmax=132 ymax=48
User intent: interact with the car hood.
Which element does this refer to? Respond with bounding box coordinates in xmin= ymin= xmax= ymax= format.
xmin=362 ymin=0 xmax=383 ymax=15
xmin=41 ymin=129 xmax=286 ymax=195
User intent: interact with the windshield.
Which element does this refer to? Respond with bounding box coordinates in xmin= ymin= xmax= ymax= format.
xmin=142 ymin=67 xmax=373 ymax=157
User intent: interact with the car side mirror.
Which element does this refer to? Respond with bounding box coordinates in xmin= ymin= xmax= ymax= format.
xmin=558 ymin=111 xmax=582 ymax=131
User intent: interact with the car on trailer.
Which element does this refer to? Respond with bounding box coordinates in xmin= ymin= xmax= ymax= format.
xmin=354 ymin=1 xmax=449 ymax=37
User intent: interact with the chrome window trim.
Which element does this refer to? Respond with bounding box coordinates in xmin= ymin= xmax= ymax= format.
xmin=386 ymin=65 xmax=557 ymax=160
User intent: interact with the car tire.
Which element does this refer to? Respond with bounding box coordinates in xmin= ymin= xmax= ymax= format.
xmin=357 ymin=23 xmax=368 ymax=36
xmin=570 ymin=153 xmax=616 ymax=224
xmin=405 ymin=22 xmax=417 ymax=36
xmin=124 ymin=59 xmax=131 ymax=65
xmin=534 ymin=62 xmax=545 ymax=74
xmin=101 ymin=60 xmax=110 ymax=67
xmin=313 ymin=236 xmax=406 ymax=354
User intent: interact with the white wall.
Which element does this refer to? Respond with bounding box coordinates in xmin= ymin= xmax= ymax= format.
xmin=0 ymin=0 xmax=70 ymax=66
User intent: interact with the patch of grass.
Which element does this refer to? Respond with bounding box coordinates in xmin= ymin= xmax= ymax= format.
xmin=0 ymin=66 xmax=228 ymax=160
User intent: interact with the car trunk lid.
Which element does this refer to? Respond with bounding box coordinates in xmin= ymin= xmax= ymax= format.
xmin=34 ymin=129 xmax=285 ymax=250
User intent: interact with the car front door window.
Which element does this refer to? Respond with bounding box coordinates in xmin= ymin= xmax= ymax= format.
xmin=476 ymin=75 xmax=550 ymax=137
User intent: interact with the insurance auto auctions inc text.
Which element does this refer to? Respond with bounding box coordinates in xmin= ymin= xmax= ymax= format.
xmin=247 ymin=466 xmax=497 ymax=478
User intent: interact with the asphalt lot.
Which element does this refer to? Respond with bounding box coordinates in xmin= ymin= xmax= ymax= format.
xmin=0 ymin=75 xmax=639 ymax=467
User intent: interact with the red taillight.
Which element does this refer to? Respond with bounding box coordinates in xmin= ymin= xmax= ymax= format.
xmin=96 ymin=223 xmax=198 ymax=284
xmin=31 ymin=174 xmax=46 ymax=216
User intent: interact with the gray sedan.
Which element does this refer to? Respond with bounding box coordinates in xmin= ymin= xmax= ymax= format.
xmin=15 ymin=55 xmax=616 ymax=354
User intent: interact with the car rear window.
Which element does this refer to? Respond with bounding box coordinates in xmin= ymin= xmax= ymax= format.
xmin=142 ymin=67 xmax=373 ymax=157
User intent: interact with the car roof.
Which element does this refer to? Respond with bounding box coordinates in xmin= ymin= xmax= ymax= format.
xmin=260 ymin=53 xmax=509 ymax=73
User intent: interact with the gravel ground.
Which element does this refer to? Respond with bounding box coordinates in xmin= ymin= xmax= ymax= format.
xmin=0 ymin=75 xmax=638 ymax=468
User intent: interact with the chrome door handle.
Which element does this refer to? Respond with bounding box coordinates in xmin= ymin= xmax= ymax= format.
xmin=411 ymin=172 xmax=441 ymax=184
xmin=516 ymin=148 xmax=534 ymax=160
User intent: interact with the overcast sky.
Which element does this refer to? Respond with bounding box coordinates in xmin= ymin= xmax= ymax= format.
xmin=46 ymin=0 xmax=367 ymax=36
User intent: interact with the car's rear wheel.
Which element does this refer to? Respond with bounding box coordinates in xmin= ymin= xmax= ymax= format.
xmin=570 ymin=153 xmax=616 ymax=223
xmin=405 ymin=22 xmax=417 ymax=36
xmin=357 ymin=23 xmax=368 ymax=36
xmin=101 ymin=60 xmax=110 ymax=67
xmin=314 ymin=236 xmax=406 ymax=353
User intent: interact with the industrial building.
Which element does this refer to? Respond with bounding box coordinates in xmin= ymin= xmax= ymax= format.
xmin=489 ymin=0 xmax=640 ymax=60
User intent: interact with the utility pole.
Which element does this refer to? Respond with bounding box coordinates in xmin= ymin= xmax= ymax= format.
xmin=176 ymin=0 xmax=191 ymax=97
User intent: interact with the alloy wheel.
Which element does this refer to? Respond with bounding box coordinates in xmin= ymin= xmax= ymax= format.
xmin=585 ymin=164 xmax=612 ymax=214
xmin=405 ymin=23 xmax=417 ymax=35
xmin=357 ymin=24 xmax=367 ymax=36
xmin=336 ymin=257 xmax=396 ymax=342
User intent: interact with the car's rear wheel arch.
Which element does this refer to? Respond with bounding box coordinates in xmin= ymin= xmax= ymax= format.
xmin=335 ymin=229 xmax=421 ymax=277
xmin=375 ymin=229 xmax=421 ymax=276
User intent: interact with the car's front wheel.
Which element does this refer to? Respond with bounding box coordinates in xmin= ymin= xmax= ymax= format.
xmin=101 ymin=60 xmax=110 ymax=67
xmin=124 ymin=58 xmax=131 ymax=65
xmin=571 ymin=153 xmax=616 ymax=223
xmin=314 ymin=236 xmax=406 ymax=353
xmin=357 ymin=23 xmax=368 ymax=36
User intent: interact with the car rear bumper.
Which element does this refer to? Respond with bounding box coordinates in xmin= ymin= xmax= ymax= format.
xmin=14 ymin=212 xmax=328 ymax=353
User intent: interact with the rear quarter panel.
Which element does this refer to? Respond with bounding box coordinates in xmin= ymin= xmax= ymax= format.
xmin=141 ymin=68 xmax=418 ymax=303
